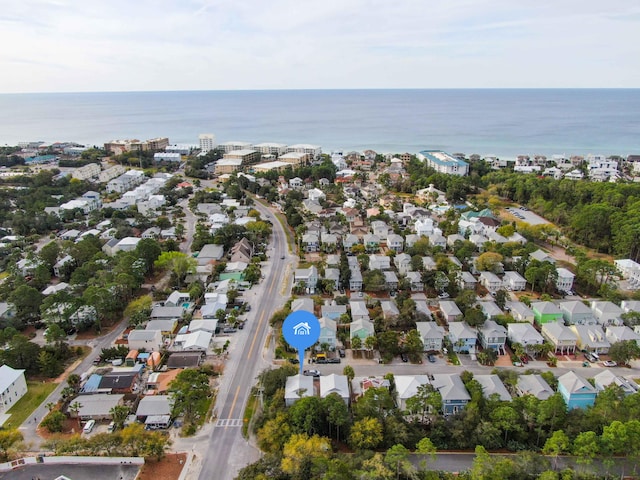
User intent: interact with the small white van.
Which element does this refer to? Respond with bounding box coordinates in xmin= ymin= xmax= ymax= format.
xmin=83 ymin=419 xmax=96 ymax=434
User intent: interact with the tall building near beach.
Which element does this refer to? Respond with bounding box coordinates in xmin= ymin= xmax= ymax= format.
xmin=199 ymin=133 xmax=216 ymax=153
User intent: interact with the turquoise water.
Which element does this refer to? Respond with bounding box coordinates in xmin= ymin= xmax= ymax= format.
xmin=0 ymin=89 xmax=638 ymax=157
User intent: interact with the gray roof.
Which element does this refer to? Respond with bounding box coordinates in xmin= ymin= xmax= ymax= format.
xmin=474 ymin=374 xmax=512 ymax=401
xmin=431 ymin=374 xmax=471 ymax=402
xmin=136 ymin=395 xmax=173 ymax=417
xmin=76 ymin=394 xmax=124 ymax=417
xmin=517 ymin=375 xmax=553 ymax=400
xmin=558 ymin=371 xmax=596 ymax=395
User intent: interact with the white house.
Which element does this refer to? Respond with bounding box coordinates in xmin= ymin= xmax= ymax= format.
xmin=285 ymin=375 xmax=315 ymax=406
xmin=0 ymin=365 xmax=27 ymax=413
xmin=320 ymin=374 xmax=350 ymax=404
xmin=128 ymin=330 xmax=163 ymax=352
xmin=508 ymin=323 xmax=545 ymax=351
xmin=479 ymin=271 xmax=503 ymax=292
xmin=503 ymin=271 xmax=527 ymax=291
xmin=556 ymin=268 xmax=575 ymax=293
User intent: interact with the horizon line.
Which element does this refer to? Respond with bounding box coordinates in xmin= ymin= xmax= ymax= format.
xmin=1 ymin=87 xmax=640 ymax=95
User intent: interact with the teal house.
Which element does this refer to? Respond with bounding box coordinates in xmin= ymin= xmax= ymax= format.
xmin=557 ymin=371 xmax=597 ymax=410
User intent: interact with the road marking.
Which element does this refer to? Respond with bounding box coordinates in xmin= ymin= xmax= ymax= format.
xmin=214 ymin=418 xmax=243 ymax=428
xmin=247 ymin=270 xmax=277 ymax=360
xmin=225 ymin=386 xmax=241 ymax=429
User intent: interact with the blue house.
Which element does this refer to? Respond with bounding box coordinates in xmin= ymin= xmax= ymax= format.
xmin=448 ymin=322 xmax=477 ymax=354
xmin=431 ymin=374 xmax=471 ymax=415
xmin=557 ymin=371 xmax=597 ymax=410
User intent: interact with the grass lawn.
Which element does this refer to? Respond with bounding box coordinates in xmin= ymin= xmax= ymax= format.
xmin=242 ymin=389 xmax=259 ymax=438
xmin=3 ymin=381 xmax=58 ymax=429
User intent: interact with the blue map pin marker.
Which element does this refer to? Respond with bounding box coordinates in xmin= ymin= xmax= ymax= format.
xmin=282 ymin=310 xmax=320 ymax=374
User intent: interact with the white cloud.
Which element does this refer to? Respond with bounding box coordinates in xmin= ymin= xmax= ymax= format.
xmin=0 ymin=0 xmax=638 ymax=92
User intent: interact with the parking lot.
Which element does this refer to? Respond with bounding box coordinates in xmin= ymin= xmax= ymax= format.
xmin=504 ymin=206 xmax=550 ymax=225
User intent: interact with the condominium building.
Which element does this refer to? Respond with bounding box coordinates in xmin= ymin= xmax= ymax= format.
xmin=223 ymin=149 xmax=260 ymax=164
xmin=219 ymin=141 xmax=253 ymax=153
xmin=279 ymin=151 xmax=309 ymax=166
xmin=254 ymin=142 xmax=288 ymax=156
xmin=418 ymin=150 xmax=469 ymax=176
xmin=199 ymin=134 xmax=216 ymax=153
xmin=72 ymin=163 xmax=101 ymax=181
xmin=287 ymin=144 xmax=322 ymax=159
xmin=215 ymin=159 xmax=243 ymax=175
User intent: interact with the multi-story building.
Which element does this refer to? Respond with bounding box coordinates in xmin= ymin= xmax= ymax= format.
xmin=104 ymin=139 xmax=139 ymax=155
xmin=219 ymin=141 xmax=253 ymax=153
xmin=418 ymin=150 xmax=469 ymax=176
xmin=72 ymin=163 xmax=101 ymax=181
xmin=223 ymin=149 xmax=260 ymax=164
xmin=287 ymin=144 xmax=322 ymax=160
xmin=214 ymin=159 xmax=243 ymax=175
xmin=199 ymin=133 xmax=216 ymax=153
xmin=254 ymin=142 xmax=288 ymax=156
xmin=0 ymin=365 xmax=27 ymax=412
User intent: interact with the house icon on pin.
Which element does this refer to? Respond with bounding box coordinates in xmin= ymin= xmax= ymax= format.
xmin=293 ymin=321 xmax=311 ymax=335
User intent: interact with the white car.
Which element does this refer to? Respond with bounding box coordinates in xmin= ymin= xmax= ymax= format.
xmin=83 ymin=419 xmax=96 ymax=434
xmin=602 ymin=360 xmax=617 ymax=367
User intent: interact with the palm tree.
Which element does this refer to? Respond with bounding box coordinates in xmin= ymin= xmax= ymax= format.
xmin=69 ymin=401 xmax=83 ymax=429
xmin=45 ymin=402 xmax=56 ymax=412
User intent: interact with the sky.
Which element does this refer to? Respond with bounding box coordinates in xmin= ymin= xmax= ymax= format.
xmin=1 ymin=0 xmax=639 ymax=93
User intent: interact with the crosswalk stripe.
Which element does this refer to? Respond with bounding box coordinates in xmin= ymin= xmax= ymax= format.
xmin=214 ymin=418 xmax=243 ymax=427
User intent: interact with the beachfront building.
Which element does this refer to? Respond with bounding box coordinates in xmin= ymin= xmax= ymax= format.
xmin=223 ymin=149 xmax=260 ymax=164
xmin=287 ymin=144 xmax=322 ymax=160
xmin=199 ymin=134 xmax=216 ymax=153
xmin=417 ymin=150 xmax=469 ymax=176
xmin=219 ymin=141 xmax=253 ymax=153
xmin=254 ymin=142 xmax=288 ymax=156
xmin=215 ymin=159 xmax=243 ymax=175
xmin=279 ymin=152 xmax=310 ymax=166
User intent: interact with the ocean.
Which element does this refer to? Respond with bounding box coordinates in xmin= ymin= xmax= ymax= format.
xmin=0 ymin=89 xmax=638 ymax=158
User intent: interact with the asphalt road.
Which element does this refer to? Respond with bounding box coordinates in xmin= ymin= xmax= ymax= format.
xmin=196 ymin=200 xmax=293 ymax=480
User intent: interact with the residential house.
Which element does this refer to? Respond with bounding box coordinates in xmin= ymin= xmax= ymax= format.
xmin=99 ymin=371 xmax=141 ymax=394
xmin=532 ymin=302 xmax=564 ymax=325
xmin=294 ymin=265 xmax=319 ymax=292
xmin=363 ymin=234 xmax=380 ymax=252
xmin=479 ymin=271 xmax=503 ymax=293
xmin=350 ymin=318 xmax=375 ymax=341
xmin=556 ymin=268 xmax=575 ymax=293
xmin=416 ymin=322 xmax=445 ymax=352
xmin=405 ymin=234 xmax=419 ymax=248
xmin=478 ymin=320 xmax=507 ymax=354
xmin=508 ymin=323 xmax=545 ymax=351
xmin=439 ymin=300 xmax=463 ymax=322
xmin=53 ymin=255 xmax=74 ymax=277
xmin=288 ymin=177 xmax=304 ymax=189
xmin=380 ymin=300 xmax=400 ymax=321
xmin=324 ymin=268 xmax=340 ymax=290
xmin=469 ymin=234 xmax=489 ymax=249
xmin=507 ymin=301 xmax=535 ymax=323
xmin=369 ymin=254 xmax=391 ymax=271
xmin=503 ymin=271 xmax=527 ymax=291
xmin=383 ymin=271 xmax=399 ymax=290
xmin=605 ymin=325 xmax=640 ymax=345
xmin=188 ymin=319 xmax=218 ymax=334
xmin=173 ymin=331 xmax=213 ymax=351
xmin=406 ymin=271 xmax=424 ymax=291
xmin=320 ymin=374 xmax=350 ymax=404
xmin=319 ymin=317 xmax=337 ymax=349
xmin=457 ymin=271 xmax=477 ymax=290
xmin=516 ymin=375 xmax=554 ymax=401
xmin=285 ymin=375 xmax=315 ymax=406
xmin=542 ymin=321 xmax=578 ymax=354
xmin=166 ymin=351 xmax=204 ymax=369
xmin=593 ymin=370 xmax=639 ymax=396
xmin=320 ymin=232 xmax=339 ymax=252
xmin=387 ymin=233 xmax=404 ymax=252
xmin=230 ymin=238 xmax=253 ymax=263
xmin=447 ymin=234 xmax=466 ymax=248
xmin=146 ymin=319 xmax=178 ymax=336
xmin=349 ymin=300 xmax=370 ymax=321
xmin=569 ymin=324 xmax=610 ymax=354
xmin=557 ymin=371 xmax=597 ymax=410
xmin=480 ymin=301 xmax=503 ymax=320
xmin=591 ymin=301 xmax=624 ymax=326
xmin=394 ymin=253 xmax=412 ymax=275
xmin=302 ymin=232 xmax=320 ymax=253
xmin=128 ymin=330 xmax=163 ymax=352
xmin=396 ymin=375 xmax=431 ymax=411
xmin=342 ymin=234 xmax=360 ymax=252
xmin=431 ymin=374 xmax=471 ymax=415
xmin=414 ymin=218 xmax=435 ymax=236
xmin=349 ymin=267 xmax=363 ymax=291
xmin=529 ymin=249 xmax=555 ymax=264
xmin=474 ymin=374 xmax=511 ymax=402
xmin=422 ymin=256 xmax=437 ymax=271
xmin=76 ymin=394 xmax=125 ymax=420
xmin=0 ymin=365 xmax=27 ymax=413
xmin=291 ymin=298 xmax=314 ymax=313
xmin=196 ymin=244 xmax=225 ymax=266
xmin=448 ymin=322 xmax=477 ymax=353
xmin=165 ymin=291 xmax=190 ymax=308
xmin=560 ymin=301 xmax=595 ymax=325
xmin=429 ymin=232 xmax=447 ymax=249
xmin=621 ymin=300 xmax=640 ymax=314
xmin=371 ymin=221 xmax=389 ymax=237
xmin=136 ymin=396 xmax=172 ymax=422
xmin=0 ymin=302 xmax=15 ymax=323
xmin=150 ymin=306 xmax=183 ymax=320
xmin=321 ymin=303 xmax=347 ymax=321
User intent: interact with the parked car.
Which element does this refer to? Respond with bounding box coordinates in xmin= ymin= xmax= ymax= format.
xmin=602 ymin=360 xmax=617 ymax=367
xmin=428 ymin=354 xmax=436 ymax=363
xmin=107 ymin=422 xmax=116 ymax=433
xmin=288 ymin=357 xmax=299 ymax=364
xmin=303 ymin=369 xmax=321 ymax=377
xmin=83 ymin=419 xmax=96 ymax=434
xmin=327 ymin=357 xmax=341 ymax=364
xmin=584 ymin=352 xmax=598 ymax=363
xmin=438 ymin=292 xmax=449 ymax=299
xmin=280 ymin=255 xmax=285 ymax=260
xmin=400 ymin=353 xmax=409 ymax=362
xmin=338 ymin=348 xmax=346 ymax=358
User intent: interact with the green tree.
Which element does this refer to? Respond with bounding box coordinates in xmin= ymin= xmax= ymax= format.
xmin=168 ymin=368 xmax=211 ymax=425
xmin=289 ymin=396 xmax=326 ymax=436
xmin=41 ymin=410 xmax=67 ymax=433
xmin=573 ymin=431 xmax=599 ymax=466
xmin=476 ymin=252 xmax=504 ymax=273
xmin=110 ymin=404 xmax=130 ymax=431
xmin=343 ymin=365 xmax=355 ymax=382
xmin=542 ymin=430 xmax=570 ymax=470
xmin=154 ymin=251 xmax=197 ymax=288
xmin=323 ymin=393 xmax=350 ymax=440
xmin=39 ymin=241 xmax=61 ymax=271
xmin=257 ymin=412 xmax=292 ymax=452
xmin=416 ymin=437 xmax=437 ymax=470
xmin=9 ymin=284 xmax=43 ymax=326
xmin=608 ymin=339 xmax=640 ymax=365
xmin=384 ymin=444 xmax=416 ymax=479
xmin=349 ymin=417 xmax=384 ymax=451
